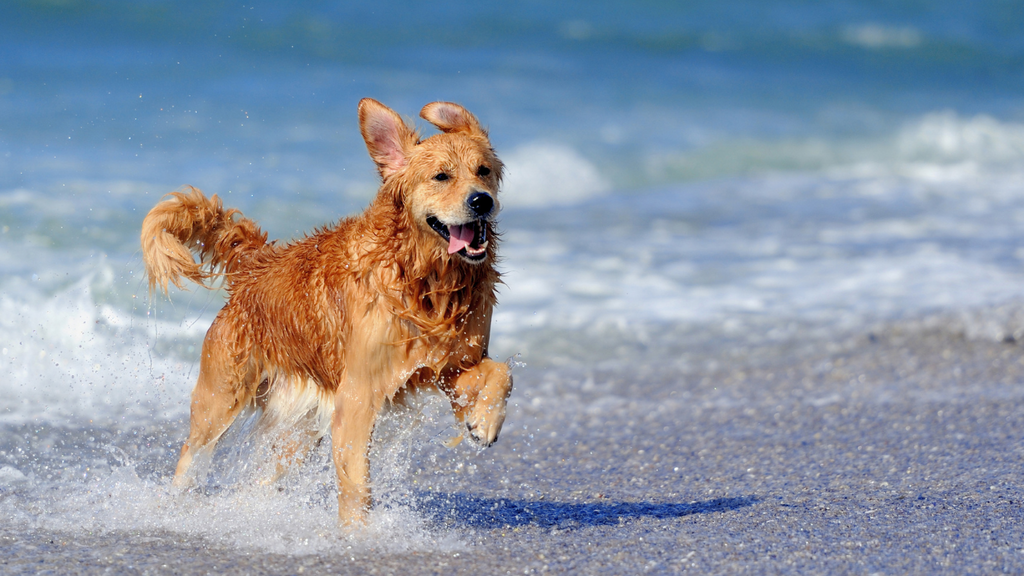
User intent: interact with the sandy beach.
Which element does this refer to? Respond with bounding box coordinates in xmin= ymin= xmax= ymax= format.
xmin=4 ymin=314 xmax=1023 ymax=575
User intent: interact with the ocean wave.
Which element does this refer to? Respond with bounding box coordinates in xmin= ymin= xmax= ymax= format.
xmin=500 ymin=143 xmax=610 ymax=209
xmin=841 ymin=24 xmax=923 ymax=49
xmin=647 ymin=110 xmax=1024 ymax=188
xmin=0 ymin=268 xmax=200 ymax=426
xmin=895 ymin=111 xmax=1024 ymax=164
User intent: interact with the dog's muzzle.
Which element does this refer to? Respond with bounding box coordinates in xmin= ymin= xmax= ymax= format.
xmin=425 ymin=191 xmax=495 ymax=262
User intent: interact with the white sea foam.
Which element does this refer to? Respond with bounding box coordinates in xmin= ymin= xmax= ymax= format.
xmin=1 ymin=393 xmax=467 ymax=555
xmin=0 ymin=266 xmax=200 ymax=426
xmin=496 ymin=243 xmax=1024 ymax=337
xmin=895 ymin=111 xmax=1024 ymax=165
xmin=499 ymin=143 xmax=610 ymax=208
xmin=0 ymin=465 xmax=27 ymax=483
xmin=650 ymin=111 xmax=1024 ymax=191
xmin=829 ymin=111 xmax=1024 ymax=179
xmin=6 ymin=461 xmax=462 ymax=555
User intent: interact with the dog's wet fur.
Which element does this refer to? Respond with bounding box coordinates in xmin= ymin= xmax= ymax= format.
xmin=141 ymin=99 xmax=513 ymax=525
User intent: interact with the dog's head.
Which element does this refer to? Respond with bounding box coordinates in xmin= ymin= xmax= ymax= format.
xmin=359 ymin=98 xmax=503 ymax=264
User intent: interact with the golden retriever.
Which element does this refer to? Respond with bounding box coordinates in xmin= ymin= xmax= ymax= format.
xmin=140 ymin=98 xmax=513 ymax=525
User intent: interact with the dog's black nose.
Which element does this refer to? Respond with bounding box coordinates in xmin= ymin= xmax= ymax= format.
xmin=467 ymin=191 xmax=494 ymax=217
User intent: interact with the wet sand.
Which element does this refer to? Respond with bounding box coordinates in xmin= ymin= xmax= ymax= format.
xmin=2 ymin=321 xmax=1023 ymax=574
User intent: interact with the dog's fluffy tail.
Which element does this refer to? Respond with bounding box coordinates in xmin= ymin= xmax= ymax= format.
xmin=141 ymin=186 xmax=270 ymax=294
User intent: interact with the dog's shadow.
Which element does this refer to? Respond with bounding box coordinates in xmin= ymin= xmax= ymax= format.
xmin=414 ymin=492 xmax=758 ymax=530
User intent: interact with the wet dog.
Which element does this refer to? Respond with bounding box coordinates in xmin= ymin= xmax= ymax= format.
xmin=140 ymin=99 xmax=513 ymax=524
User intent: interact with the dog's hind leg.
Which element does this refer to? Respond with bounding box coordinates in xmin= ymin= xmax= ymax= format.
xmin=172 ymin=318 xmax=252 ymax=487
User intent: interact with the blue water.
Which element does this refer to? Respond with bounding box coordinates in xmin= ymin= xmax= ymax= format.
xmin=2 ymin=0 xmax=1024 ymax=563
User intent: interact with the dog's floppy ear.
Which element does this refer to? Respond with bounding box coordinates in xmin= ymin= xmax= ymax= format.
xmin=420 ymin=101 xmax=487 ymax=138
xmin=359 ymin=98 xmax=416 ymax=179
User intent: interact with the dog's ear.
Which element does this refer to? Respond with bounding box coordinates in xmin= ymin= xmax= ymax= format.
xmin=420 ymin=101 xmax=487 ymax=138
xmin=359 ymin=98 xmax=416 ymax=179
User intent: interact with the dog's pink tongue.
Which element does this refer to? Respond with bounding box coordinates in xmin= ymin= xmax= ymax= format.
xmin=447 ymin=224 xmax=474 ymax=254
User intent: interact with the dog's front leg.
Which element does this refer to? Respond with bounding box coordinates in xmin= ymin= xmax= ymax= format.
xmin=447 ymin=359 xmax=513 ymax=447
xmin=331 ymin=385 xmax=380 ymax=526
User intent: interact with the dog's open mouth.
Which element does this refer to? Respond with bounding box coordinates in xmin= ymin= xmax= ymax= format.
xmin=426 ymin=216 xmax=488 ymax=261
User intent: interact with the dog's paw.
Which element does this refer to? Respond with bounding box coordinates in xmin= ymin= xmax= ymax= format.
xmin=450 ymin=360 xmax=513 ymax=448
xmin=465 ymin=419 xmax=501 ymax=448
xmin=464 ymin=391 xmax=508 ymax=447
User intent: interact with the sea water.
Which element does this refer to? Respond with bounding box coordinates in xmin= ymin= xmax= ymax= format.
xmin=2 ymin=0 xmax=1024 ymax=568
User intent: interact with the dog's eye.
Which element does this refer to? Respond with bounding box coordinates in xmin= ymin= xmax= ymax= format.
xmin=477 ymin=166 xmax=491 ymax=177
xmin=434 ymin=172 xmax=449 ymax=182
